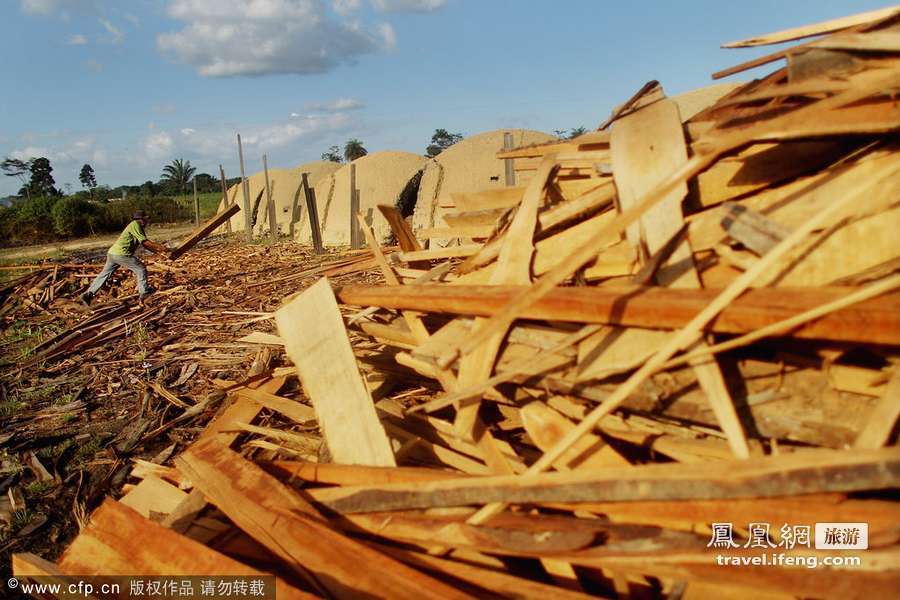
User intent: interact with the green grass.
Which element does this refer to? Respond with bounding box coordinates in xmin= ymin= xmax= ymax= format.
xmin=0 ymin=398 xmax=24 ymax=417
xmin=24 ymin=480 xmax=55 ymax=497
xmin=173 ymin=192 xmax=223 ymax=220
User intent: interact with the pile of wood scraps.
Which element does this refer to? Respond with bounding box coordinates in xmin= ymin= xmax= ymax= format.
xmin=10 ymin=8 xmax=900 ymax=599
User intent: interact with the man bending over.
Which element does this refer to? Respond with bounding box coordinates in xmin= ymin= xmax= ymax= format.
xmin=81 ymin=210 xmax=171 ymax=305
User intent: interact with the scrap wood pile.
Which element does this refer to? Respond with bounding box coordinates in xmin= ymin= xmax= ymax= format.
xmin=10 ymin=7 xmax=900 ymax=600
xmin=0 ymin=237 xmax=386 ymax=577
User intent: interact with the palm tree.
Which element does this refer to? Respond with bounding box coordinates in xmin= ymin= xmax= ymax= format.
xmin=343 ymin=139 xmax=367 ymax=162
xmin=161 ymin=158 xmax=196 ymax=196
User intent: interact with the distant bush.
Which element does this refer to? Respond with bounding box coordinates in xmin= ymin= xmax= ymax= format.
xmin=51 ymin=196 xmax=105 ymax=237
xmin=0 ymin=193 xmax=194 ymax=248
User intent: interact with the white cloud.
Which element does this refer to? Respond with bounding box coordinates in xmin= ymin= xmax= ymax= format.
xmin=332 ymin=0 xmax=361 ymax=15
xmin=144 ymin=132 xmax=175 ymax=160
xmin=371 ymin=0 xmax=445 ymax=12
xmin=19 ymin=0 xmax=95 ymax=17
xmin=180 ymin=128 xmax=196 ymax=135
xmin=99 ymin=18 xmax=124 ymax=43
xmin=157 ymin=0 xmax=392 ymax=77
xmin=304 ymin=97 xmax=365 ymax=112
xmin=84 ymin=59 xmax=104 ymax=72
xmin=124 ymin=13 xmax=139 ymax=26
xmin=378 ymin=22 xmax=396 ymax=49
xmin=67 ymin=33 xmax=87 ymax=45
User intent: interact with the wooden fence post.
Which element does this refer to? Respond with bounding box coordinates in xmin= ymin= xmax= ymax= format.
xmin=503 ymin=131 xmax=515 ymax=187
xmin=350 ymin=162 xmax=361 ymax=249
xmin=192 ymin=177 xmax=200 ymax=227
xmin=219 ymin=164 xmax=232 ymax=234
xmin=262 ymin=154 xmax=276 ymax=244
xmin=237 ymin=133 xmax=252 ymax=242
xmin=302 ymin=172 xmax=324 ymax=255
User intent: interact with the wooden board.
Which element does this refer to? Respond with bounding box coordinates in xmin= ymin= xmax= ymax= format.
xmin=170 ymin=203 xmax=241 ymax=260
xmin=119 ymin=474 xmax=188 ymax=519
xmin=722 ymin=6 xmax=900 ymax=48
xmin=335 ymin=284 xmax=900 ymax=346
xmin=275 ymin=277 xmax=395 ymax=467
xmin=176 ymin=437 xmax=469 ymax=599
xmin=521 ymin=402 xmax=630 ymax=469
xmin=57 ymin=499 xmax=314 ymax=599
xmin=311 ymin=447 xmax=900 ymax=513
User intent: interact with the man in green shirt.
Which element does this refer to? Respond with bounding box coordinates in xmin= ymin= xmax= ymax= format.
xmin=81 ymin=210 xmax=171 ymax=305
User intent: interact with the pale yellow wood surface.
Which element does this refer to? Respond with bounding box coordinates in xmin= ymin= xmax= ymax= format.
xmin=275 ymin=277 xmax=396 ymax=466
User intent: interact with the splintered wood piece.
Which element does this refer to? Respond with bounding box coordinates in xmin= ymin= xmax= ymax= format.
xmin=378 ymin=204 xmax=423 ymax=252
xmin=612 ymin=93 xmax=749 ymax=459
xmin=170 ymin=203 xmax=240 ymax=260
xmin=522 ymin=402 xmax=629 ymax=469
xmin=722 ymin=6 xmax=900 ymax=47
xmin=176 ymin=438 xmax=469 ymax=600
xmin=57 ymin=499 xmax=314 ymax=599
xmin=275 ymin=278 xmax=395 ymax=467
xmin=377 ymin=543 xmax=596 ymax=600
xmin=720 ymin=202 xmax=792 ymax=256
xmin=854 ymin=369 xmax=900 ymax=449
xmin=311 ymin=447 xmax=900 ymax=514
xmin=119 ymin=474 xmax=188 ymax=519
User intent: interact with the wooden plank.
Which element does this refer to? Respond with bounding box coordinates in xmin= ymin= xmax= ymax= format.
xmin=854 ymin=369 xmax=900 ymax=448
xmin=237 ymin=133 xmax=252 ymax=242
xmin=263 ymin=154 xmax=276 ymax=243
xmin=378 ymin=544 xmax=596 ymax=600
xmin=170 ymin=203 xmax=241 ymax=260
xmin=335 ymin=283 xmax=900 ymax=346
xmin=521 ymin=402 xmax=629 ymax=469
xmin=302 ymin=172 xmax=324 ymax=254
xmin=57 ymin=499 xmax=315 ymax=599
xmin=397 ymin=245 xmax=481 ymax=262
xmin=219 ymin=164 xmax=232 ymax=234
xmin=722 ymin=6 xmax=900 ymax=47
xmin=692 ymin=140 xmax=851 ymax=208
xmin=612 ymin=94 xmax=750 ymax=459
xmin=235 ymin=387 xmax=317 ymax=424
xmin=377 ymin=204 xmax=422 ymax=252
xmin=176 ymin=438 xmax=470 ymax=600
xmin=119 ymin=474 xmax=188 ymax=519
xmin=275 ymin=277 xmax=395 ymax=466
xmin=311 ymin=447 xmax=900 ymax=513
xmin=450 ymin=187 xmax=525 ymax=211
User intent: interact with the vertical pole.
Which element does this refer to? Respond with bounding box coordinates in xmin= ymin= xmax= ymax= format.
xmin=302 ymin=172 xmax=324 ymax=255
xmin=349 ymin=162 xmax=360 ymax=249
xmin=219 ymin=164 xmax=232 ymax=234
xmin=503 ymin=131 xmax=515 ymax=187
xmin=237 ymin=133 xmax=252 ymax=242
xmin=289 ymin=171 xmax=302 ymax=239
xmin=263 ymin=154 xmax=276 ymax=244
xmin=192 ymin=177 xmax=200 ymax=227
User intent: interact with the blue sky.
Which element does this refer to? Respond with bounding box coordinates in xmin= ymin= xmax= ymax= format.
xmin=0 ymin=0 xmax=890 ymax=196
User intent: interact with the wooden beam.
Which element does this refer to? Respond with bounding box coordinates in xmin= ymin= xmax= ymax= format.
xmin=170 ymin=203 xmax=241 ymax=260
xmin=56 ymin=499 xmax=315 ymax=599
xmin=854 ymin=369 xmax=900 ymax=449
xmin=722 ymin=6 xmax=900 ymax=48
xmin=275 ymin=277 xmax=395 ymax=466
xmin=377 ymin=204 xmax=422 ymax=252
xmin=301 ymin=172 xmax=324 ymax=254
xmin=219 ymin=164 xmax=232 ymax=234
xmin=237 ymin=133 xmax=252 ymax=241
xmin=176 ymin=438 xmax=470 ymax=600
xmin=335 ymin=283 xmax=900 ymax=346
xmin=311 ymin=447 xmax=900 ymax=514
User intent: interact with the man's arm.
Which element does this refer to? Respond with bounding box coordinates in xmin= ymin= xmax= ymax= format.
xmin=142 ymin=239 xmax=171 ymax=257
